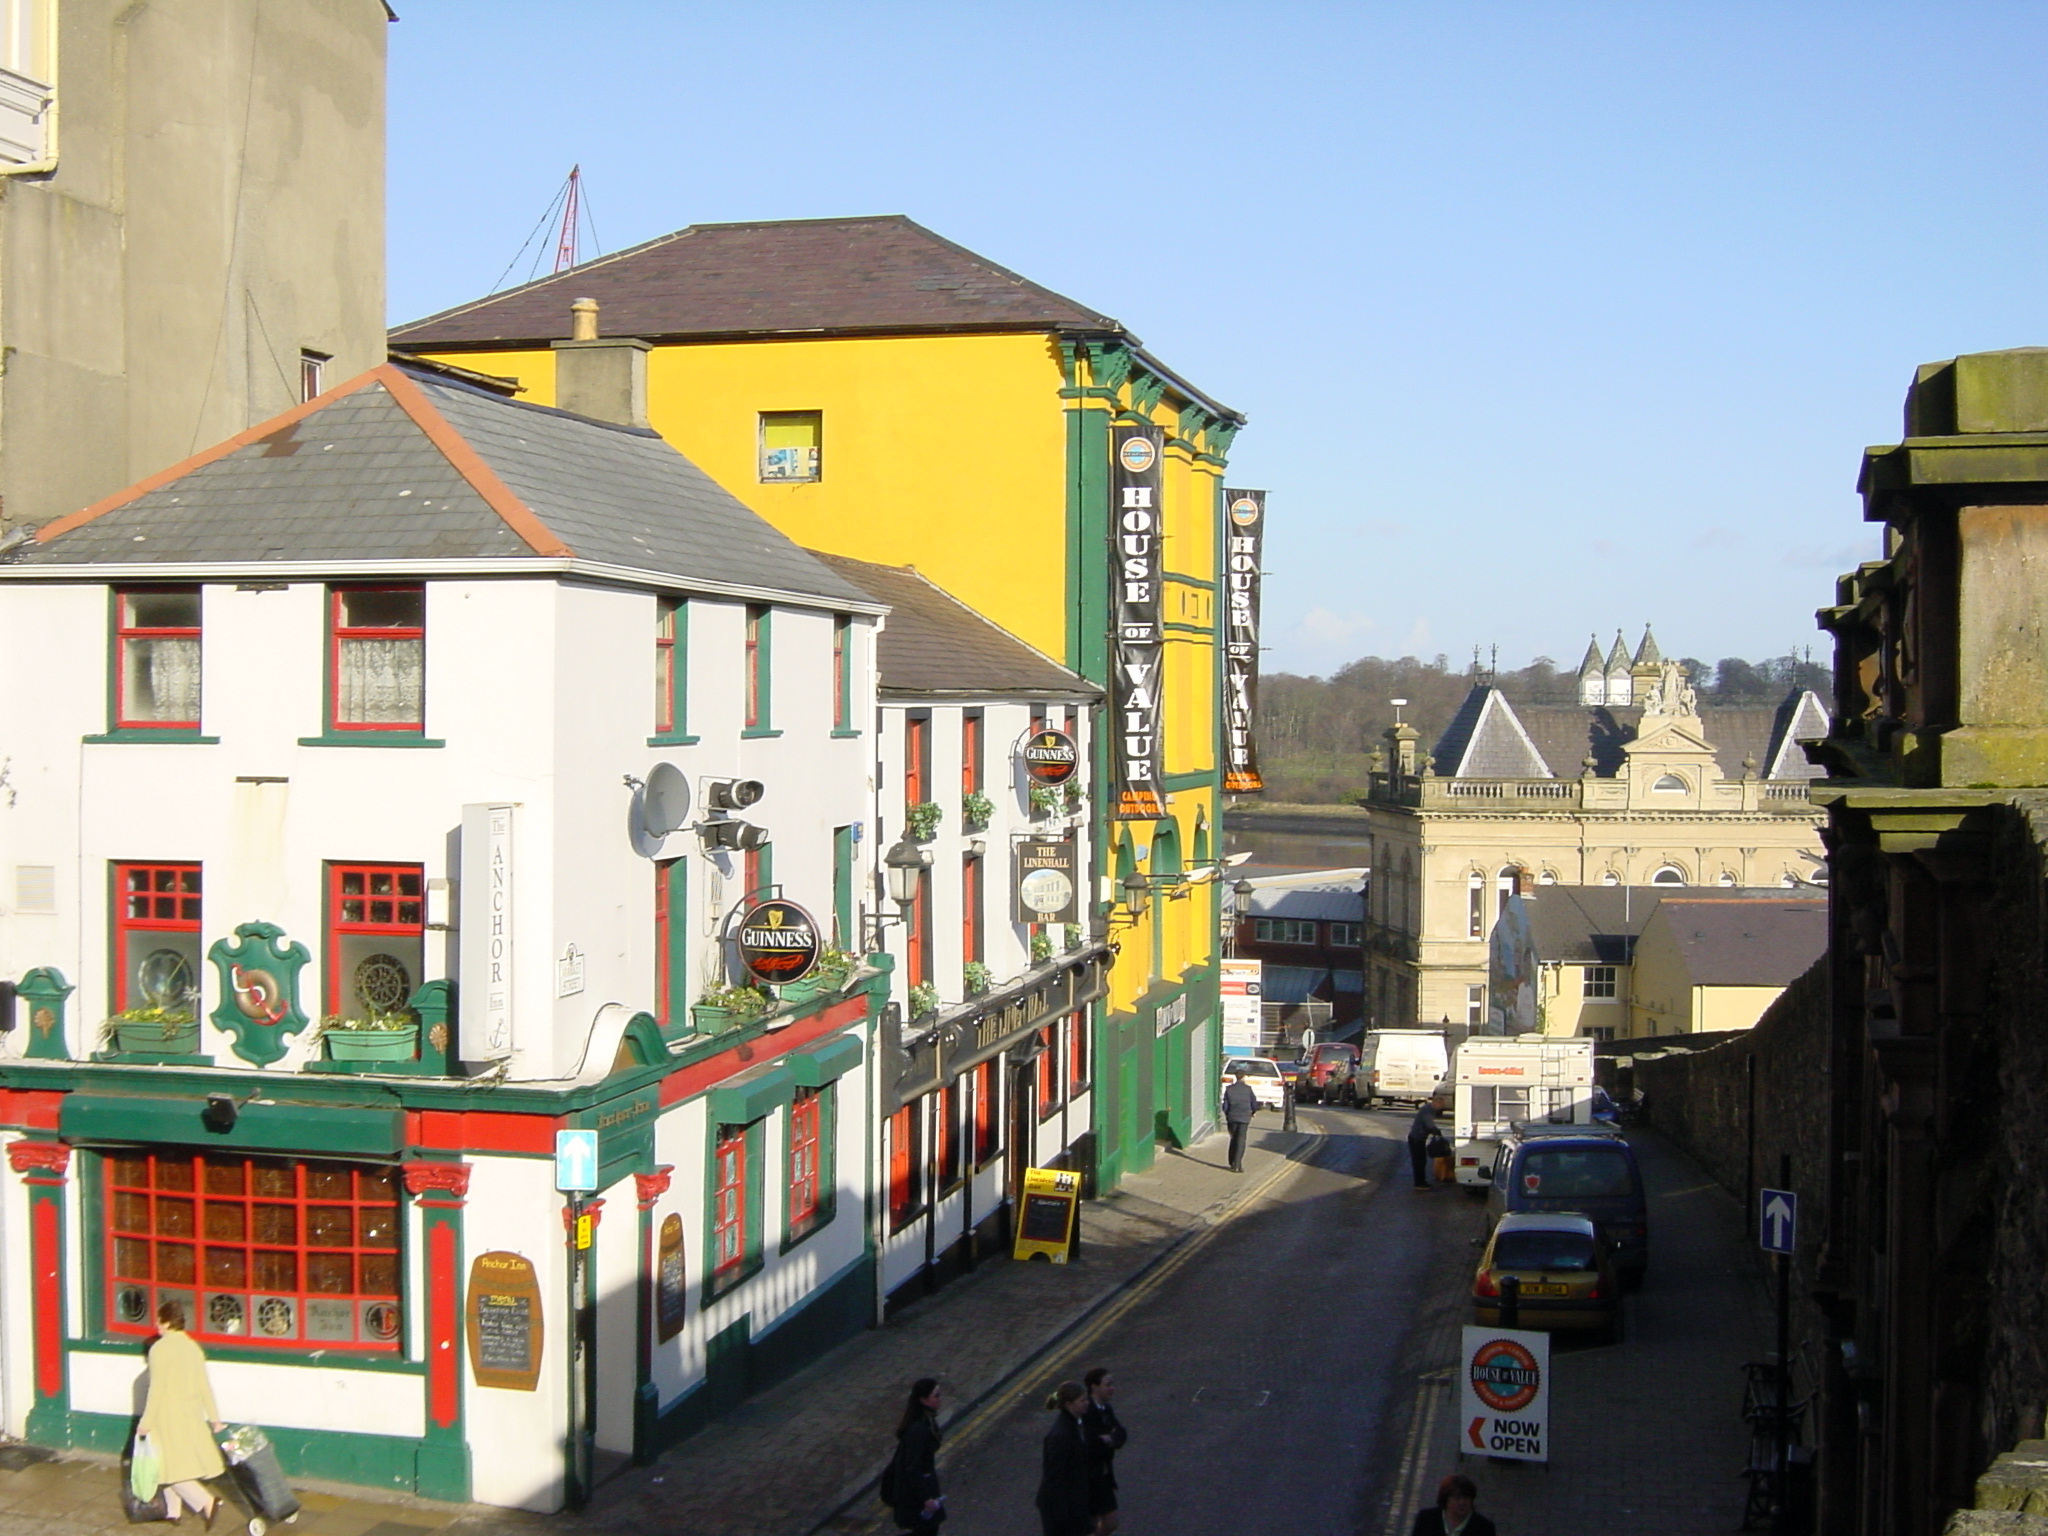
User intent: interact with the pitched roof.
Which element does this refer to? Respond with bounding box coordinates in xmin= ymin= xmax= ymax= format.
xmin=1647 ymin=897 xmax=1828 ymax=987
xmin=392 ymin=215 xmax=1125 ymax=350
xmin=1248 ymin=881 xmax=1366 ymax=922
xmin=1577 ymin=636 xmax=1604 ymax=677
xmin=808 ymin=552 xmax=1095 ymax=698
xmin=1439 ymin=689 xmax=1827 ymax=781
xmin=7 ymin=365 xmax=876 ymax=609
xmin=1518 ymin=886 xmax=1811 ymax=967
xmin=1431 ymin=687 xmax=1554 ymax=778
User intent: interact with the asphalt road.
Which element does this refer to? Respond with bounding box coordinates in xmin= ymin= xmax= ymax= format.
xmin=915 ymin=1103 xmax=1479 ymax=1536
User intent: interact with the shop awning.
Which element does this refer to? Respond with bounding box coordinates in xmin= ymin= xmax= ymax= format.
xmin=1259 ymin=965 xmax=1329 ymax=1004
xmin=789 ymin=1033 xmax=864 ymax=1087
xmin=708 ymin=1063 xmax=796 ymax=1126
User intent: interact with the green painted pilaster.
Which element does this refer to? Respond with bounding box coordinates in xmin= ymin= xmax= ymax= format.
xmin=18 ymin=968 xmax=73 ymax=1060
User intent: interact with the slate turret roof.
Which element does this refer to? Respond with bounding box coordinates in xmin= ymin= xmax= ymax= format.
xmin=1430 ymin=685 xmax=1828 ymax=782
xmin=7 ymin=364 xmax=878 ymax=610
xmin=807 ymin=552 xmax=1096 ymax=700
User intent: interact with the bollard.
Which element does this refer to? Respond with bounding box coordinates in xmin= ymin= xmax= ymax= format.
xmin=1283 ymin=1081 xmax=1298 ymax=1133
xmin=1500 ymin=1274 xmax=1520 ymax=1331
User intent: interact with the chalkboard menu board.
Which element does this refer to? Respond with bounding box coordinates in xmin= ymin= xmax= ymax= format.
xmin=656 ymin=1214 xmax=687 ymax=1343
xmin=1020 ymin=1192 xmax=1072 ymax=1243
xmin=465 ymin=1251 xmax=543 ymax=1392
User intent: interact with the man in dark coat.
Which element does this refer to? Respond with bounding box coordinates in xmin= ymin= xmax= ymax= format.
xmin=1222 ymin=1071 xmax=1259 ymax=1172
xmin=1408 ymin=1099 xmax=1440 ymax=1190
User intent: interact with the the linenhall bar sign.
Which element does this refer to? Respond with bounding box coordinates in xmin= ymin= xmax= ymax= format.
xmin=1111 ymin=424 xmax=1166 ymax=820
xmin=735 ymin=899 xmax=820 ymax=985
xmin=1222 ymin=488 xmax=1266 ymax=794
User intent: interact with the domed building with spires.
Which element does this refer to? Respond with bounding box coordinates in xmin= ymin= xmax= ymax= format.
xmin=1359 ymin=632 xmax=1828 ymax=1033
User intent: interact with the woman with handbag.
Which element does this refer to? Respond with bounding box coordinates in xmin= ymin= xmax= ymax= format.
xmin=887 ymin=1378 xmax=945 ymax=1533
xmin=138 ymin=1300 xmax=225 ymax=1525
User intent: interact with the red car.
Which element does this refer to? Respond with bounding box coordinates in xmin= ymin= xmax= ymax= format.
xmin=1293 ymin=1041 xmax=1361 ymax=1105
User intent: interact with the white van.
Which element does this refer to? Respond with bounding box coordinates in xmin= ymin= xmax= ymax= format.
xmin=1451 ymin=1035 xmax=1596 ymax=1187
xmin=1359 ymin=1029 xmax=1449 ymax=1106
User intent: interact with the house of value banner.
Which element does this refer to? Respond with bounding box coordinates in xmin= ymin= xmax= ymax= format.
xmin=1222 ymin=488 xmax=1266 ymax=793
xmin=1112 ymin=424 xmax=1167 ymax=820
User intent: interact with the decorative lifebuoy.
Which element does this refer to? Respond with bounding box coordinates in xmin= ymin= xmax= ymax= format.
xmin=230 ymin=964 xmax=288 ymax=1025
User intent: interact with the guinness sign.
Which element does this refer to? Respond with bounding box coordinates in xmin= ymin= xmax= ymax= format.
xmin=1022 ymin=728 xmax=1079 ymax=785
xmin=735 ymin=899 xmax=820 ymax=985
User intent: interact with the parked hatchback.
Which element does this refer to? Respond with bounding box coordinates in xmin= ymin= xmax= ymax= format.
xmin=1293 ymin=1042 xmax=1361 ymax=1105
xmin=1222 ymin=1056 xmax=1287 ymax=1111
xmin=1472 ymin=1212 xmax=1620 ymax=1341
xmin=1482 ymin=1128 xmax=1648 ymax=1284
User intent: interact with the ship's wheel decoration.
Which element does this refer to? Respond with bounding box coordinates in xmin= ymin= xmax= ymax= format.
xmin=207 ymin=921 xmax=312 ymax=1066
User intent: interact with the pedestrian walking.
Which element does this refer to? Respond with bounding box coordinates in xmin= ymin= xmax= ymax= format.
xmin=138 ymin=1300 xmax=225 ymax=1525
xmin=885 ymin=1378 xmax=946 ymax=1533
xmin=1410 ymin=1472 xmax=1495 ymax=1535
xmin=1036 ymin=1381 xmax=1095 ymax=1536
xmin=1222 ymin=1071 xmax=1259 ymax=1173
xmin=1081 ymin=1367 xmax=1127 ymax=1535
xmin=1407 ymin=1099 xmax=1440 ymax=1190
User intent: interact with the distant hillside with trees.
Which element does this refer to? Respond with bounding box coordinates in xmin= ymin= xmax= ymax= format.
xmin=1250 ymin=651 xmax=1831 ymax=805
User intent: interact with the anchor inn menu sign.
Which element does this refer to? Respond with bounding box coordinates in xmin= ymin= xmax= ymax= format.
xmin=1111 ymin=424 xmax=1166 ymax=820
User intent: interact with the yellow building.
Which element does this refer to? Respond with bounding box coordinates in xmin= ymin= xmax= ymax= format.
xmin=1367 ymin=649 xmax=1828 ymax=1029
xmin=394 ymin=216 xmax=1247 ymax=1187
xmin=1625 ymin=895 xmax=1826 ymax=1037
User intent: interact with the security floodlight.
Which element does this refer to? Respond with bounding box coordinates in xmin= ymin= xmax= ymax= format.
xmin=706 ymin=778 xmax=766 ymax=812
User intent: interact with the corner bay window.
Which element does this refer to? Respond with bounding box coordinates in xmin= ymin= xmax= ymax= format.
xmin=787 ymin=1088 xmax=824 ymax=1239
xmin=106 ymin=1151 xmax=400 ymax=1351
xmin=327 ymin=863 xmax=424 ymax=1021
xmin=114 ymin=863 xmax=201 ymax=1017
xmin=330 ymin=585 xmax=424 ymax=732
xmin=712 ymin=1126 xmax=748 ymax=1280
xmin=116 ymin=587 xmax=201 ymax=728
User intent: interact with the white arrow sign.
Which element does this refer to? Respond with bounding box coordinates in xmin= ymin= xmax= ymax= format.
xmin=1759 ymin=1187 xmax=1796 ymax=1255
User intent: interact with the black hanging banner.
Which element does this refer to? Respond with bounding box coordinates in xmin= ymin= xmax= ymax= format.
xmin=1111 ymin=424 xmax=1167 ymax=820
xmin=1222 ymin=488 xmax=1266 ymax=794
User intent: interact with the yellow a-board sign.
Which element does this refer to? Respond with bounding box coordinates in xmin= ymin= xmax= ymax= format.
xmin=1013 ymin=1167 xmax=1081 ymax=1263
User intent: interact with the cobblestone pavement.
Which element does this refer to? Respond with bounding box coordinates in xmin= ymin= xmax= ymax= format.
xmin=1367 ymin=1128 xmax=1778 ymax=1536
xmin=0 ymin=1117 xmax=1317 ymax=1536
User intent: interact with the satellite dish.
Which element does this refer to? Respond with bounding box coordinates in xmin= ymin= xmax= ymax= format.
xmin=643 ymin=762 xmax=692 ymax=837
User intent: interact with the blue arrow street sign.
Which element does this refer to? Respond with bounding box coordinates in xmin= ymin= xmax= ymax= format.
xmin=555 ymin=1128 xmax=599 ymax=1194
xmin=1759 ymin=1187 xmax=1797 ymax=1255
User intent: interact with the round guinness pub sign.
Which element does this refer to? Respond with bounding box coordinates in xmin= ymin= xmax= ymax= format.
xmin=1023 ymin=728 xmax=1079 ymax=785
xmin=736 ymin=899 xmax=820 ymax=986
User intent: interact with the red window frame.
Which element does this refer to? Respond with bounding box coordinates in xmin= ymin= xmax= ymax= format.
xmin=113 ymin=862 xmax=201 ymax=1013
xmin=655 ymin=598 xmax=680 ymax=735
xmin=974 ymin=1059 xmax=999 ymax=1166
xmin=832 ymin=614 xmax=853 ymax=731
xmin=744 ymin=605 xmax=767 ymax=729
xmin=1037 ymin=1026 xmax=1059 ymax=1115
xmin=329 ymin=585 xmax=425 ymax=734
xmin=887 ymin=1104 xmax=920 ymax=1230
xmin=114 ymin=587 xmax=202 ymax=729
xmin=325 ymin=863 xmax=425 ymax=1017
xmin=907 ymin=867 xmax=932 ymax=987
xmin=742 ymin=843 xmax=770 ymax=905
xmin=961 ymin=712 xmax=982 ymax=795
xmin=788 ymin=1089 xmax=823 ymax=1236
xmin=962 ymin=856 xmax=982 ymax=966
xmin=904 ymin=714 xmax=929 ymax=809
xmin=938 ymin=1080 xmax=962 ymax=1189
xmin=1068 ymin=1011 xmax=1088 ymax=1093
xmin=712 ymin=1128 xmax=747 ymax=1277
xmin=105 ymin=1150 xmax=401 ymax=1352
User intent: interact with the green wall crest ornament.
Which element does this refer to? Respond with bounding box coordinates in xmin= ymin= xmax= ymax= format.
xmin=207 ymin=920 xmax=312 ymax=1066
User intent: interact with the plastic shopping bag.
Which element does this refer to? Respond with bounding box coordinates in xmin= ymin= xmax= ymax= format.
xmin=128 ymin=1434 xmax=160 ymax=1501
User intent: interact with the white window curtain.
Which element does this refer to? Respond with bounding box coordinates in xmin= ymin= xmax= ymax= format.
xmin=123 ymin=636 xmax=200 ymax=721
xmin=338 ymin=636 xmax=423 ymax=724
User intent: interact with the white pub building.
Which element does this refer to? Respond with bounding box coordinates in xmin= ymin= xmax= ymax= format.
xmin=0 ymin=350 xmax=894 ymax=1510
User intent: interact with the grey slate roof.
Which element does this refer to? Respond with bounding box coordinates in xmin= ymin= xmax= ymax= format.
xmin=1520 ymin=886 xmax=1804 ymax=967
xmin=9 ymin=365 xmax=876 ymax=609
xmin=1248 ymin=884 xmax=1365 ymax=922
xmin=1433 ymin=686 xmax=1828 ymax=782
xmin=393 ymin=216 xmax=1124 ymax=349
xmin=807 ymin=552 xmax=1095 ymax=698
xmin=1648 ymin=897 xmax=1828 ymax=987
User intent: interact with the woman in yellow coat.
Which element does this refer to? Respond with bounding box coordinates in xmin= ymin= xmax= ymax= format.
xmin=139 ymin=1300 xmax=225 ymax=1522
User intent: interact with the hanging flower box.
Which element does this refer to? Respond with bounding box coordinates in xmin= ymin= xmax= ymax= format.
xmin=321 ymin=1014 xmax=419 ymax=1062
xmin=693 ymin=985 xmax=771 ymax=1035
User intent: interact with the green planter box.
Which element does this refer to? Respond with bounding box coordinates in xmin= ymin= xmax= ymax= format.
xmin=692 ymin=1005 xmax=739 ymax=1035
xmin=113 ymin=1020 xmax=201 ymax=1055
xmin=324 ymin=1026 xmax=419 ymax=1062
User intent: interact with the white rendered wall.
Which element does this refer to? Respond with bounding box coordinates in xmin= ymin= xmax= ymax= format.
xmin=461 ymin=1153 xmax=566 ymax=1513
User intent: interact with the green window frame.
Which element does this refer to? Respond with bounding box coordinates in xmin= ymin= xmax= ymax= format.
xmin=832 ymin=826 xmax=856 ymax=948
xmin=656 ymin=857 xmax=687 ymax=1031
xmin=743 ymin=605 xmax=778 ymax=737
xmin=831 ymin=613 xmax=857 ymax=735
xmin=650 ymin=596 xmax=698 ymax=745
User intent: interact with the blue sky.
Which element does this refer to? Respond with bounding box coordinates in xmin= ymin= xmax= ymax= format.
xmin=390 ymin=3 xmax=2048 ymax=677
